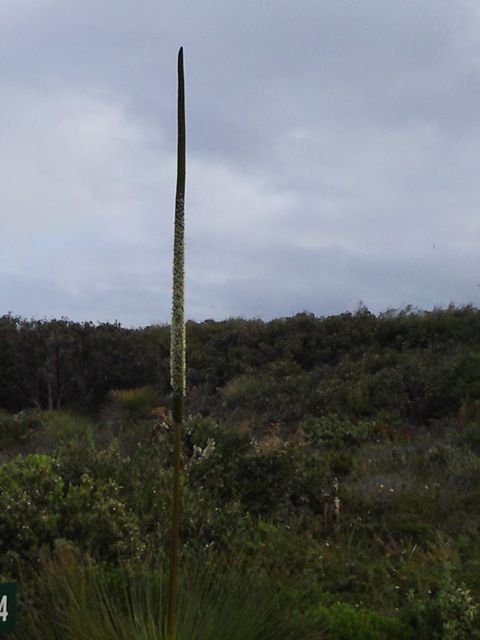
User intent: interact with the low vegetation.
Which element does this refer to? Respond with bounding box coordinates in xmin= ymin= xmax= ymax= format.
xmin=1 ymin=305 xmax=480 ymax=638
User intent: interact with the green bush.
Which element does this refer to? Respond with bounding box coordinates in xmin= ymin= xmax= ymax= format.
xmin=60 ymin=472 xmax=143 ymax=561
xmin=405 ymin=562 xmax=479 ymax=640
xmin=31 ymin=410 xmax=95 ymax=450
xmin=0 ymin=453 xmax=143 ymax=570
xmin=457 ymin=421 xmax=480 ymax=454
xmin=0 ymin=409 xmax=96 ymax=455
xmin=0 ymin=409 xmax=43 ymax=449
xmin=54 ymin=441 xmax=173 ymax=558
xmin=54 ymin=441 xmax=128 ymax=487
xmin=0 ymin=455 xmax=63 ymax=563
xmin=301 ymin=602 xmax=410 ymax=640
xmin=300 ymin=415 xmax=370 ymax=449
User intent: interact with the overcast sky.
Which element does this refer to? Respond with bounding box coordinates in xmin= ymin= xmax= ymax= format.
xmin=1 ymin=0 xmax=479 ymax=326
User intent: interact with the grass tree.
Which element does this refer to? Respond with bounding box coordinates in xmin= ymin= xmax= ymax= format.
xmin=167 ymin=46 xmax=186 ymax=640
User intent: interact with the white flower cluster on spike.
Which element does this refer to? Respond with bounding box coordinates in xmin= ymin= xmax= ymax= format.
xmin=170 ymin=196 xmax=186 ymax=398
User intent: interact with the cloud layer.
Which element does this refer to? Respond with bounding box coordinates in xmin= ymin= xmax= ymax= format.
xmin=1 ymin=1 xmax=479 ymax=325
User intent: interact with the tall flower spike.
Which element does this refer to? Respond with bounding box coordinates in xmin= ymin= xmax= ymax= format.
xmin=167 ymin=46 xmax=186 ymax=640
xmin=170 ymin=46 xmax=186 ymax=402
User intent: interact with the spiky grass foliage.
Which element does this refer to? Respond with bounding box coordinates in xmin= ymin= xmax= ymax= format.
xmin=13 ymin=551 xmax=322 ymax=640
xmin=107 ymin=387 xmax=159 ymax=421
xmin=101 ymin=387 xmax=161 ymax=453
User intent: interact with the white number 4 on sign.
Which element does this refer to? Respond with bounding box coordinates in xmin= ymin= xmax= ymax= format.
xmin=0 ymin=595 xmax=8 ymax=622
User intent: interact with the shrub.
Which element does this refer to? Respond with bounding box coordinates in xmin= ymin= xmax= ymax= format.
xmin=0 ymin=454 xmax=63 ymax=565
xmin=0 ymin=452 xmax=143 ymax=570
xmin=55 ymin=441 xmax=172 ymax=558
xmin=405 ymin=562 xmax=479 ymax=640
xmin=30 ymin=410 xmax=95 ymax=450
xmin=59 ymin=472 xmax=143 ymax=561
xmin=300 ymin=415 xmax=370 ymax=449
xmin=0 ymin=409 xmax=43 ymax=450
xmin=300 ymin=602 xmax=410 ymax=640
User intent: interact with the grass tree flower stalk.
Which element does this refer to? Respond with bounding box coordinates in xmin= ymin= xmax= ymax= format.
xmin=167 ymin=45 xmax=186 ymax=640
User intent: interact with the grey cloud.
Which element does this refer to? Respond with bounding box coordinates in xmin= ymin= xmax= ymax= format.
xmin=188 ymin=241 xmax=479 ymax=321
xmin=1 ymin=1 xmax=479 ymax=324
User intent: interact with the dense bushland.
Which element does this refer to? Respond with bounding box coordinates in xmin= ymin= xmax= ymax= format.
xmin=1 ymin=305 xmax=480 ymax=638
xmin=2 ymin=305 xmax=480 ymax=424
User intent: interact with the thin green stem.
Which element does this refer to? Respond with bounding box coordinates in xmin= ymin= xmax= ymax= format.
xmin=167 ymin=397 xmax=184 ymax=639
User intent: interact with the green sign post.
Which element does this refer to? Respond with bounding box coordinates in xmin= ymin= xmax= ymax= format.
xmin=0 ymin=583 xmax=16 ymax=634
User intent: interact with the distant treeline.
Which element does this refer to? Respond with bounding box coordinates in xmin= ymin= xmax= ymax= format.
xmin=1 ymin=305 xmax=480 ymax=424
